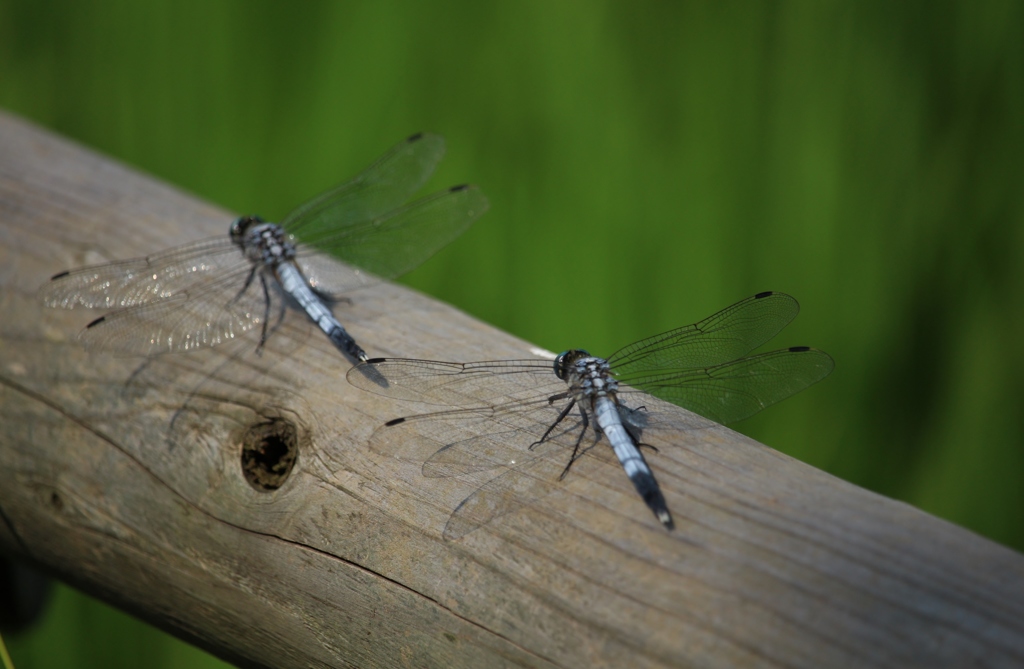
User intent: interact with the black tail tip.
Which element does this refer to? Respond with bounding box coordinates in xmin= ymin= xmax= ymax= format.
xmin=636 ymin=476 xmax=674 ymax=530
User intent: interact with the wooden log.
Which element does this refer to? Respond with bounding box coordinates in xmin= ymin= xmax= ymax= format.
xmin=1 ymin=109 xmax=1022 ymax=669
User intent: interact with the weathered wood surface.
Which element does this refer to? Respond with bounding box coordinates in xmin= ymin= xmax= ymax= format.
xmin=1 ymin=109 xmax=1023 ymax=669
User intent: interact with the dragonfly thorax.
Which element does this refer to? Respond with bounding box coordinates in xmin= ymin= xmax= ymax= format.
xmin=555 ymin=349 xmax=618 ymax=401
xmin=230 ymin=215 xmax=297 ymax=266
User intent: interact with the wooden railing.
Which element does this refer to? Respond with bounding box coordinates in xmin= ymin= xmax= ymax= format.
xmin=1 ymin=110 xmax=1022 ymax=668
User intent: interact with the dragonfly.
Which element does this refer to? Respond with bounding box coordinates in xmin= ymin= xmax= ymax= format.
xmin=40 ymin=133 xmax=489 ymax=362
xmin=347 ymin=291 xmax=834 ymax=538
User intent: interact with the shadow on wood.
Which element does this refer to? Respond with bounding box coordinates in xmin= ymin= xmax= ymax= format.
xmin=1 ymin=110 xmax=1022 ymax=668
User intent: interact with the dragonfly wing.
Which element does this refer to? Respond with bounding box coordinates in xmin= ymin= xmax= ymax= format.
xmin=367 ymin=408 xmax=501 ymax=462
xmin=426 ymin=408 xmax=584 ymax=541
xmin=442 ymin=442 xmax=568 ymax=541
xmin=40 ymin=238 xmax=243 ymax=310
xmin=292 ymin=251 xmax=376 ymax=300
xmin=363 ymin=384 xmax=587 ymax=539
xmin=614 ymin=399 xmax=719 ymax=435
xmin=608 ymin=292 xmax=801 ymax=374
xmin=347 ymin=357 xmax=562 ymax=407
xmin=281 ymin=133 xmax=446 ymax=239
xmin=419 ymin=399 xmax=584 ymax=476
xmin=296 ymin=184 xmax=489 ymax=287
xmin=618 ymin=347 xmax=835 ymax=425
xmin=76 ymin=266 xmax=271 ymax=355
xmin=366 ymin=391 xmax=575 ymax=463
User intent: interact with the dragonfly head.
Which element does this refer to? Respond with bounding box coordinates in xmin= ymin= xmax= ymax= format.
xmin=230 ymin=215 xmax=266 ymax=245
xmin=554 ymin=349 xmax=590 ymax=380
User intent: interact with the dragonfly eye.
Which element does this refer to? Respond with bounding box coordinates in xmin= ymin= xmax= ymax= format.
xmin=230 ymin=215 xmax=265 ymax=241
xmin=553 ymin=351 xmax=569 ymax=379
xmin=554 ymin=349 xmax=589 ymax=380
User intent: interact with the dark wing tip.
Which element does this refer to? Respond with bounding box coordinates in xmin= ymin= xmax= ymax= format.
xmin=754 ymin=290 xmax=774 ymax=299
xmin=407 ymin=132 xmax=424 ymax=142
xmin=788 ymin=346 xmax=811 ymax=352
xmin=85 ymin=316 xmax=107 ymax=329
xmin=384 ymin=417 xmax=407 ymax=427
xmin=448 ymin=184 xmax=469 ymax=193
xmin=365 ymin=357 xmax=388 ymax=364
xmin=51 ymin=270 xmax=70 ymax=280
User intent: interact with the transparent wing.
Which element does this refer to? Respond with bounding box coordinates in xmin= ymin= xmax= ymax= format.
xmin=39 ymin=237 xmax=244 ymax=310
xmin=292 ymin=251 xmax=375 ymax=299
xmin=437 ymin=436 xmax=582 ymax=541
xmin=292 ymin=184 xmax=488 ymax=292
xmin=607 ymin=292 xmax=800 ymax=374
xmin=347 ymin=357 xmax=561 ymax=407
xmin=366 ymin=394 xmax=590 ymax=540
xmin=617 ymin=347 xmax=835 ymax=425
xmin=75 ymin=265 xmax=271 ymax=355
xmin=352 ymin=356 xmax=596 ymax=538
xmin=281 ymin=132 xmax=446 ymax=239
xmin=609 ymin=399 xmax=719 ymax=434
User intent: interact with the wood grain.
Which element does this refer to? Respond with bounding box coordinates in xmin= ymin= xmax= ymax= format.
xmin=1 ymin=109 xmax=1022 ymax=668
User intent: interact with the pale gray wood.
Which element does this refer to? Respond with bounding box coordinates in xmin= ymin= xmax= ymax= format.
xmin=0 ymin=109 xmax=1022 ymax=669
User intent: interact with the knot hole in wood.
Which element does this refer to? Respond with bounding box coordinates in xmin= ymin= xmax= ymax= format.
xmin=240 ymin=416 xmax=299 ymax=492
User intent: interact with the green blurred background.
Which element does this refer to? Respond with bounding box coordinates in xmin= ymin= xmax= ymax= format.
xmin=2 ymin=1 xmax=1023 ymax=666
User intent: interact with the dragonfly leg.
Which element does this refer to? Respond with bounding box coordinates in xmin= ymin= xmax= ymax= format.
xmin=547 ymin=391 xmax=570 ymax=405
xmin=231 ymin=265 xmax=258 ymax=306
xmin=558 ymin=406 xmax=592 ymax=481
xmin=530 ymin=398 xmax=575 ymax=451
xmin=255 ymin=273 xmax=272 ymax=355
xmin=269 ymin=288 xmax=287 ymax=338
xmin=622 ymin=404 xmax=659 ymax=453
xmin=312 ymin=286 xmax=353 ymax=306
